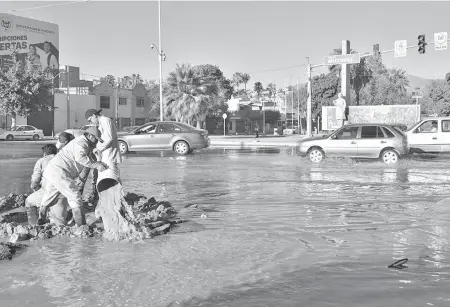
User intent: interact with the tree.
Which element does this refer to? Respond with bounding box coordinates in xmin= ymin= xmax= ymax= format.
xmin=193 ymin=64 xmax=233 ymax=117
xmin=254 ymin=81 xmax=263 ymax=98
xmin=266 ymin=82 xmax=277 ymax=98
xmin=100 ymin=74 xmax=116 ymax=88
xmin=241 ymin=73 xmax=251 ymax=91
xmin=0 ymin=61 xmax=53 ymax=127
xmin=232 ymin=72 xmax=242 ymax=91
xmin=311 ymin=73 xmax=340 ymax=118
xmin=164 ymin=63 xmax=219 ymax=128
xmin=118 ymin=73 xmax=144 ymax=89
xmin=264 ymin=110 xmax=281 ymax=124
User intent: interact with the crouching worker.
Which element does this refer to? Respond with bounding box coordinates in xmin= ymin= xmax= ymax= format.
xmin=25 ymin=144 xmax=58 ymax=225
xmin=38 ymin=127 xmax=108 ymax=227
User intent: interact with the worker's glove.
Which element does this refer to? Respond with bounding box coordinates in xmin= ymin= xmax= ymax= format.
xmin=74 ymin=177 xmax=84 ymax=190
xmin=95 ymin=162 xmax=109 ymax=172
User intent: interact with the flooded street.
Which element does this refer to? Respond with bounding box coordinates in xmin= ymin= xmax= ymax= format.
xmin=1 ymin=143 xmax=450 ymax=306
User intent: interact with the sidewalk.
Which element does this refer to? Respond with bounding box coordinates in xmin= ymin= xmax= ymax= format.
xmin=208 ymin=134 xmax=310 ymax=147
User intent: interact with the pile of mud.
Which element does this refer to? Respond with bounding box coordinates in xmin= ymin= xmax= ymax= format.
xmin=0 ymin=192 xmax=184 ymax=259
xmin=0 ymin=242 xmax=26 ymax=260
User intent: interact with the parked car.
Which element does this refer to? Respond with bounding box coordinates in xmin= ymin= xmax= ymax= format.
xmin=406 ymin=117 xmax=450 ymax=153
xmin=0 ymin=125 xmax=45 ymax=141
xmin=54 ymin=124 xmax=95 ymax=139
xmin=118 ymin=121 xmax=210 ymax=155
xmin=298 ymin=124 xmax=408 ymax=164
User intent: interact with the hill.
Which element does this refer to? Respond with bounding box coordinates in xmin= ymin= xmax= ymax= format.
xmin=406 ymin=75 xmax=437 ymax=94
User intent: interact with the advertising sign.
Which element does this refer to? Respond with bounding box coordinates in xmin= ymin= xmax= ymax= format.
xmin=434 ymin=32 xmax=448 ymax=50
xmin=0 ymin=13 xmax=59 ymax=85
xmin=394 ymin=40 xmax=407 ymax=57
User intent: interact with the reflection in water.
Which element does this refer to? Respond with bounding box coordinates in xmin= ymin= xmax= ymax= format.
xmin=2 ymin=148 xmax=450 ymax=306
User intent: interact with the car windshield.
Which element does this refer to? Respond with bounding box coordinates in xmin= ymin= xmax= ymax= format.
xmin=10 ymin=126 xmax=18 ymax=131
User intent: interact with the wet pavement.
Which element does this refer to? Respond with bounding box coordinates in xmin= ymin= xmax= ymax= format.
xmin=1 ymin=143 xmax=450 ymax=306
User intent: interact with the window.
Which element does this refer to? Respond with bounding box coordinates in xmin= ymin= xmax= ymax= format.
xmin=24 ymin=126 xmax=35 ymax=131
xmin=158 ymin=124 xmax=174 ymax=133
xmin=139 ymin=124 xmax=156 ymax=134
xmin=415 ymin=120 xmax=438 ymax=133
xmin=136 ymin=98 xmax=145 ymax=107
xmin=334 ymin=126 xmax=359 ymax=139
xmin=120 ymin=118 xmax=131 ymax=127
xmin=100 ymin=96 xmax=110 ymax=109
xmin=443 ymin=120 xmax=450 ymax=132
xmin=361 ymin=126 xmax=379 ymax=139
xmin=16 ymin=126 xmax=24 ymax=131
xmin=119 ymin=97 xmax=127 ymax=105
xmin=381 ymin=127 xmax=395 ymax=138
xmin=239 ymin=107 xmax=244 ymax=111
xmin=135 ymin=118 xmax=146 ymax=126
xmin=173 ymin=125 xmax=182 ymax=132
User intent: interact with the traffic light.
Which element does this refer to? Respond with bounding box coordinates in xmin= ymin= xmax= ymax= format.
xmin=373 ymin=44 xmax=380 ymax=57
xmin=418 ymin=34 xmax=426 ymax=54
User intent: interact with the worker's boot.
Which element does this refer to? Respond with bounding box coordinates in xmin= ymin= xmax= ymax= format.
xmin=72 ymin=207 xmax=86 ymax=226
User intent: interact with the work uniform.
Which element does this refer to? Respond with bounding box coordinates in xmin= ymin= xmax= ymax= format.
xmin=25 ymin=154 xmax=55 ymax=208
xmin=40 ymin=135 xmax=100 ymax=212
xmin=96 ymin=115 xmax=122 ymax=173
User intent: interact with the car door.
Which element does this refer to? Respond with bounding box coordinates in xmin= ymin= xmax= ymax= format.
xmin=125 ymin=123 xmax=158 ymax=150
xmin=357 ymin=126 xmax=386 ymax=158
xmin=153 ymin=123 xmax=178 ymax=149
xmin=325 ymin=126 xmax=359 ymax=157
xmin=14 ymin=126 xmax=26 ymax=139
xmin=407 ymin=119 xmax=440 ymax=153
xmin=24 ymin=126 xmax=36 ymax=139
xmin=440 ymin=119 xmax=450 ymax=152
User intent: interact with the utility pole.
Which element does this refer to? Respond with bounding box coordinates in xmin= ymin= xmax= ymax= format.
xmin=66 ymin=65 xmax=70 ymax=129
xmin=116 ymin=78 xmax=120 ymax=129
xmin=306 ymin=57 xmax=312 ymax=137
xmin=291 ymin=89 xmax=294 ymax=129
xmin=284 ymin=78 xmax=287 ymax=128
xmin=262 ymin=99 xmax=266 ymax=135
xmin=297 ymin=79 xmax=301 ymax=134
xmin=158 ymin=0 xmax=164 ymax=121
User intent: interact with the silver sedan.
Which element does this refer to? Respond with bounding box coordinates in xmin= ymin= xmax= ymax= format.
xmin=118 ymin=121 xmax=210 ymax=155
xmin=298 ymin=124 xmax=408 ymax=164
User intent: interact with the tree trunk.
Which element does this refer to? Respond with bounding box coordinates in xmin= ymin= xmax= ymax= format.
xmin=10 ymin=113 xmax=16 ymax=129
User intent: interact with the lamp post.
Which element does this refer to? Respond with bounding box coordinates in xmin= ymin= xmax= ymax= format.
xmin=151 ymin=43 xmax=166 ymax=121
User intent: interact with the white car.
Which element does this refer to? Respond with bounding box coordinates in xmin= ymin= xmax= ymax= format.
xmin=406 ymin=117 xmax=450 ymax=153
xmin=54 ymin=125 xmax=95 ymax=139
xmin=0 ymin=125 xmax=45 ymax=141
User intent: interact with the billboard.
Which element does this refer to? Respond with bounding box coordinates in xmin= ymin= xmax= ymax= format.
xmin=322 ymin=105 xmax=421 ymax=131
xmin=0 ymin=13 xmax=59 ymax=86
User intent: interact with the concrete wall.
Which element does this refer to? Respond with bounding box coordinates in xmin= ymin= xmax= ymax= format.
xmin=54 ymin=93 xmax=96 ymax=133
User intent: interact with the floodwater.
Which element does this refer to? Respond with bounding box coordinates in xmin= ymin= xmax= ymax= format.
xmin=1 ymin=143 xmax=450 ymax=307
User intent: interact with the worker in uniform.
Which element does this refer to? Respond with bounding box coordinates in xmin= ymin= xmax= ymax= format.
xmin=38 ymin=127 xmax=108 ymax=226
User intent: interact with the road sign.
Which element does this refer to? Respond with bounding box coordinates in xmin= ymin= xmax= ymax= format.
xmin=222 ymin=113 xmax=227 ymax=119
xmin=394 ymin=40 xmax=407 ymax=57
xmin=324 ymin=53 xmax=360 ymax=65
xmin=434 ymin=32 xmax=448 ymax=50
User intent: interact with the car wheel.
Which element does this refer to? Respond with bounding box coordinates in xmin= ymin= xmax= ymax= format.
xmin=308 ymin=148 xmax=324 ymax=163
xmin=118 ymin=141 xmax=128 ymax=154
xmin=380 ymin=149 xmax=399 ymax=164
xmin=6 ymin=134 xmax=14 ymax=141
xmin=174 ymin=141 xmax=190 ymax=155
xmin=33 ymin=134 xmax=40 ymax=141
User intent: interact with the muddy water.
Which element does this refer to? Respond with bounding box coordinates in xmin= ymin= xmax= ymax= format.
xmin=1 ymin=145 xmax=450 ymax=306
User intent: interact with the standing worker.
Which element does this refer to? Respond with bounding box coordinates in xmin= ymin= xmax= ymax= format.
xmin=38 ymin=127 xmax=108 ymax=226
xmin=333 ymin=93 xmax=347 ymax=128
xmin=85 ymin=109 xmax=123 ymax=193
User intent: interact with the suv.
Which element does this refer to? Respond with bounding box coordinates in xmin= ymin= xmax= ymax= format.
xmin=406 ymin=117 xmax=450 ymax=153
xmin=298 ymin=124 xmax=408 ymax=164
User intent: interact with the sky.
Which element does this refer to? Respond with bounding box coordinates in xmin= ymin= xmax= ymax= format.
xmin=1 ymin=0 xmax=450 ymax=88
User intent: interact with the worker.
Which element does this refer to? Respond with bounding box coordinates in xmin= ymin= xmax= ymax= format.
xmin=85 ymin=109 xmax=122 ymax=194
xmin=38 ymin=127 xmax=108 ymax=226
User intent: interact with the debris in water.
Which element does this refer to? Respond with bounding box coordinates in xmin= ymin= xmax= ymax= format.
xmin=201 ymin=214 xmax=207 ymax=219
xmin=0 ymin=241 xmax=26 ymax=260
xmin=0 ymin=190 xmax=185 ymax=254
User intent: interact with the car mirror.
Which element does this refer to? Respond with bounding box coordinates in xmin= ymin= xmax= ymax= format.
xmin=135 ymin=130 xmax=141 ymax=135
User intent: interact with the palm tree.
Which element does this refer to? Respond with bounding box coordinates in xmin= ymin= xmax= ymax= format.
xmin=266 ymin=82 xmax=277 ymax=99
xmin=241 ymin=73 xmax=251 ymax=91
xmin=254 ymin=82 xmax=263 ymax=98
xmin=388 ymin=68 xmax=409 ymax=96
xmin=232 ymin=72 xmax=242 ymax=92
xmin=165 ymin=63 xmax=218 ymax=128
